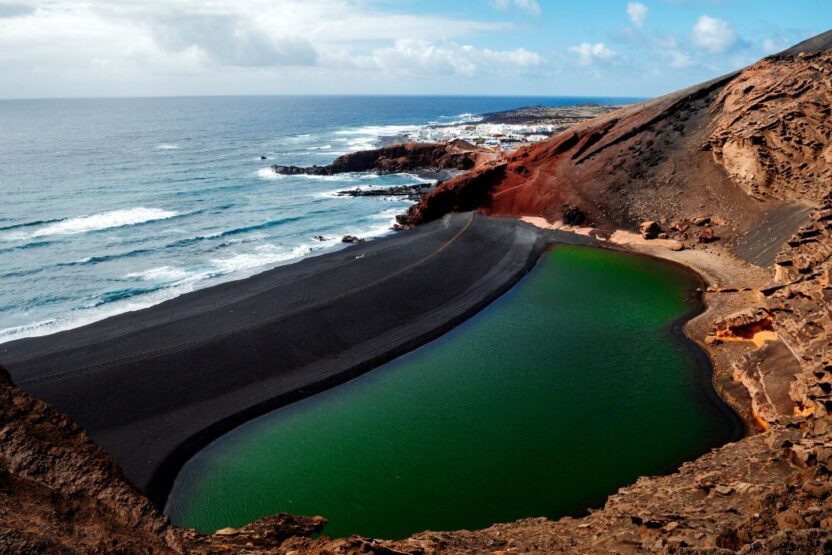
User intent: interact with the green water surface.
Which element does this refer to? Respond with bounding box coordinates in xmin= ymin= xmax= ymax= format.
xmin=165 ymin=245 xmax=735 ymax=539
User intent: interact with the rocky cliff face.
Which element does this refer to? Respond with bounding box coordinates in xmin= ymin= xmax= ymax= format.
xmin=0 ymin=365 xmax=325 ymax=554
xmin=0 ymin=364 xmax=180 ymax=553
xmin=404 ymin=34 xmax=832 ymax=246
xmin=708 ymin=53 xmax=832 ymax=203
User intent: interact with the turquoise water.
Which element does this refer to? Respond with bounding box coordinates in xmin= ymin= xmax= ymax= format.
xmin=165 ymin=245 xmax=735 ymax=539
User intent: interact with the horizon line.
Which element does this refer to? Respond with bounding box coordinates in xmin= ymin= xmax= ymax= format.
xmin=0 ymin=92 xmax=651 ymax=102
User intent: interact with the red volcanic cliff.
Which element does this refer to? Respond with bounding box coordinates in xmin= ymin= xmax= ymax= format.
xmin=405 ymin=32 xmax=832 ymax=246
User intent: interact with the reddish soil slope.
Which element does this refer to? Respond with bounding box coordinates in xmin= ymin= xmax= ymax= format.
xmin=405 ymin=32 xmax=832 ymax=250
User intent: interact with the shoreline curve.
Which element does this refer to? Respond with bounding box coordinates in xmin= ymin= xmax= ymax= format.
xmin=0 ymin=212 xmax=744 ymax=521
xmin=0 ymin=213 xmax=560 ymax=508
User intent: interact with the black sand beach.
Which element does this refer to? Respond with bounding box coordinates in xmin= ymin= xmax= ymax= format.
xmin=1 ymin=213 xmax=593 ymax=506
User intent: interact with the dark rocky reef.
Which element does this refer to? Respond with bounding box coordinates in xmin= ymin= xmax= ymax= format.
xmin=336 ymin=183 xmax=433 ymax=200
xmin=479 ymin=103 xmax=621 ymax=126
xmin=272 ymin=139 xmax=496 ymax=176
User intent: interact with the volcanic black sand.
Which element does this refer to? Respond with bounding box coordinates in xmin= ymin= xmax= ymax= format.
xmin=1 ymin=213 xmax=593 ymax=507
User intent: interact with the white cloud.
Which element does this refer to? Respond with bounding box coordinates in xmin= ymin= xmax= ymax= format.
xmin=691 ymin=15 xmax=737 ymax=53
xmin=568 ymin=42 xmax=619 ymax=66
xmin=627 ymin=2 xmax=648 ymax=29
xmin=492 ymin=0 xmax=542 ymax=16
xmin=0 ymin=0 xmax=536 ymax=96
xmin=761 ymin=36 xmax=793 ymax=55
xmin=354 ymin=39 xmax=544 ymax=78
xmin=651 ymin=34 xmax=694 ymax=69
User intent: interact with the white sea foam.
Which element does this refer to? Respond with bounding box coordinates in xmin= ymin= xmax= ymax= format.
xmin=345 ymin=137 xmax=377 ymax=151
xmin=333 ymin=124 xmax=420 ymax=152
xmin=156 ymin=143 xmax=180 ymax=150
xmin=335 ymin=124 xmax=419 ymax=137
xmin=3 ymin=208 xmax=178 ymax=241
xmin=296 ymin=172 xmax=380 ymax=183
xmin=0 ymin=284 xmax=199 ymax=343
xmin=208 ymin=244 xmax=312 ymax=275
xmin=0 ymin=227 xmax=400 ymax=344
xmin=370 ymin=208 xmax=408 ymax=220
xmin=33 ymin=208 xmax=178 ymax=237
xmin=256 ymin=167 xmax=285 ymax=181
xmin=125 ymin=265 xmax=192 ymax=283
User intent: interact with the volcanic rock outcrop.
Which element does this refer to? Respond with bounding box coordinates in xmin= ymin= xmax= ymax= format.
xmin=0 ymin=364 xmax=326 ymax=553
xmin=403 ymin=34 xmax=832 ymax=245
xmin=271 ymin=139 xmax=495 ymax=176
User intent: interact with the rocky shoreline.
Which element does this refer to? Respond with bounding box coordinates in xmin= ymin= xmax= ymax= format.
xmin=271 ymin=140 xmax=496 ymax=177
xmin=478 ymin=103 xmax=623 ymax=126
xmin=335 ymin=183 xmax=434 ymax=201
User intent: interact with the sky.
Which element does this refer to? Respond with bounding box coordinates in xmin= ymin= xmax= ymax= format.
xmin=0 ymin=0 xmax=828 ymax=99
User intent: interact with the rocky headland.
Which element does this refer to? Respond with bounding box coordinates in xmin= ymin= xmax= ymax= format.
xmin=335 ymin=183 xmax=434 ymax=201
xmin=2 ymin=30 xmax=832 ymax=555
xmin=478 ymin=103 xmax=623 ymax=127
xmin=271 ymin=139 xmax=496 ymax=177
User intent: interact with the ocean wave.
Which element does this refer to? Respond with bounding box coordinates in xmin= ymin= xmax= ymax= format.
xmin=208 ymin=243 xmax=318 ymax=276
xmin=334 ymin=124 xmax=419 ymax=137
xmin=295 ymin=172 xmax=380 ymax=182
xmin=0 ymin=240 xmax=54 ymax=254
xmin=4 ymin=208 xmax=179 ymax=240
xmin=368 ymin=208 xmax=407 ymax=221
xmin=161 ymin=216 xmax=302 ymax=250
xmin=124 ymin=266 xmax=193 ymax=283
xmin=218 ymin=215 xmax=305 ymax=238
xmin=0 ymin=293 xmax=75 ymax=314
xmin=156 ymin=143 xmax=181 ymax=150
xmin=0 ymin=217 xmax=65 ymax=232
xmin=345 ymin=137 xmax=377 ymax=151
xmin=93 ymin=286 xmax=168 ymax=308
xmin=334 ymin=124 xmax=420 ymax=152
xmin=256 ymin=167 xmax=285 ymax=181
xmin=0 ymin=231 xmax=388 ymax=343
xmin=441 ymin=112 xmax=483 ymax=125
xmin=0 ymin=283 xmax=197 ymax=343
xmin=57 ymin=248 xmax=155 ymax=268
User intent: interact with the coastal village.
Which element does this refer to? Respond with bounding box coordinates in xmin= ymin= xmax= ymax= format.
xmin=403 ymin=104 xmax=622 ymax=152
xmin=404 ymin=120 xmax=555 ymax=152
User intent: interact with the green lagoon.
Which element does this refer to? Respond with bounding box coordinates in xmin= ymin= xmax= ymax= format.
xmin=165 ymin=245 xmax=737 ymax=539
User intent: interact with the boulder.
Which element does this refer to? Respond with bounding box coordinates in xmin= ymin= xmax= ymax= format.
xmin=640 ymin=221 xmax=661 ymax=239
xmin=562 ymin=205 xmax=587 ymax=226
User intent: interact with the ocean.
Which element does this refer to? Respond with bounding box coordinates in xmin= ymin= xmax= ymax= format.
xmin=0 ymin=95 xmax=633 ymax=343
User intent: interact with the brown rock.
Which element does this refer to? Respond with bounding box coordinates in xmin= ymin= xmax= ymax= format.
xmin=775 ymin=509 xmax=804 ymax=531
xmin=697 ymin=227 xmax=719 ymax=243
xmin=715 ymin=485 xmax=734 ymax=496
xmin=640 ymin=221 xmax=661 ymax=239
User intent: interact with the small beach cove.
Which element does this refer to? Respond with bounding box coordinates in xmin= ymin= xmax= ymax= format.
xmin=165 ymin=244 xmax=741 ymax=540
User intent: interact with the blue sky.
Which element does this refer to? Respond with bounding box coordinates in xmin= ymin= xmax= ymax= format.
xmin=0 ymin=0 xmax=828 ymax=98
